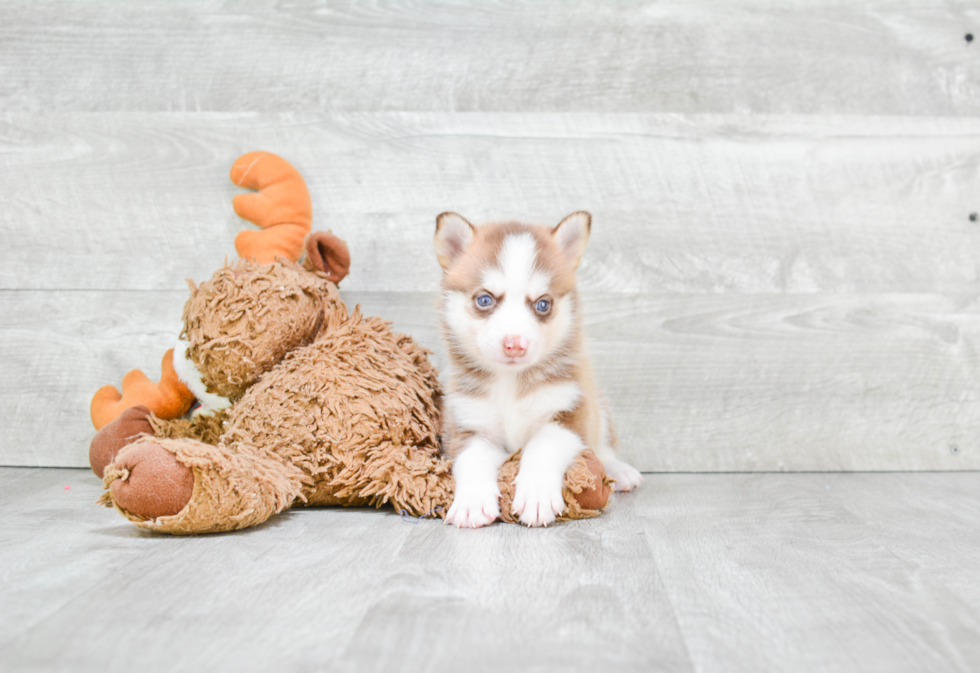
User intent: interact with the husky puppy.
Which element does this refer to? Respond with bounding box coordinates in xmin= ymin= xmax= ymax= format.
xmin=434 ymin=211 xmax=642 ymax=528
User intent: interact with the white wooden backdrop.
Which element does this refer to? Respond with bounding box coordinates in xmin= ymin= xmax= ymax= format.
xmin=1 ymin=1 xmax=978 ymax=470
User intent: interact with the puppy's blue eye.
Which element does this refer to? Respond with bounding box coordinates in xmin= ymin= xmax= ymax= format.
xmin=476 ymin=294 xmax=494 ymax=308
xmin=535 ymin=298 xmax=551 ymax=314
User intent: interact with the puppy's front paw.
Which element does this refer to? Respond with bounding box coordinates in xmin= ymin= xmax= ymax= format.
xmin=445 ymin=484 xmax=500 ymax=529
xmin=604 ymin=459 xmax=643 ymax=492
xmin=512 ymin=475 xmax=565 ymax=527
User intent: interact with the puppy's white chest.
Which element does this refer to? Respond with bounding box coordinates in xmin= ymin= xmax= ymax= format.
xmin=450 ymin=377 xmax=581 ymax=452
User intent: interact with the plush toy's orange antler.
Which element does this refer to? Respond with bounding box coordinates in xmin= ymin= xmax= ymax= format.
xmin=230 ymin=151 xmax=313 ymax=264
xmin=90 ymin=349 xmax=195 ymax=430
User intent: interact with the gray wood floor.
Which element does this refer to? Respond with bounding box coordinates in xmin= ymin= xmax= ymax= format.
xmin=1 ymin=467 xmax=978 ymax=672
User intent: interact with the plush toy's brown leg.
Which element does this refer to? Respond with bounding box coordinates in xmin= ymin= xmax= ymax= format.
xmin=90 ymin=406 xmax=230 ymax=478
xmin=100 ymin=437 xmax=307 ymax=535
xmin=89 ymin=405 xmax=155 ymax=478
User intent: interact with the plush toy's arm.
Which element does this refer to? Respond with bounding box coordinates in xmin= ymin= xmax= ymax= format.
xmin=496 ymin=450 xmax=611 ymax=523
xmin=230 ymin=151 xmax=313 ymax=264
xmin=90 ymin=349 xmax=196 ymax=430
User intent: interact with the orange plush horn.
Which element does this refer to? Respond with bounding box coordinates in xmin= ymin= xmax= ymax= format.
xmin=230 ymin=151 xmax=313 ymax=264
xmin=90 ymin=349 xmax=196 ymax=430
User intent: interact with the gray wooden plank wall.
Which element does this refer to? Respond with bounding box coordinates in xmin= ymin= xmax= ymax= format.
xmin=1 ymin=1 xmax=978 ymax=470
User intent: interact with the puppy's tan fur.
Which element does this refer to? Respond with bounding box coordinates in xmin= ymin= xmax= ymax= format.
xmin=434 ymin=212 xmax=640 ymax=527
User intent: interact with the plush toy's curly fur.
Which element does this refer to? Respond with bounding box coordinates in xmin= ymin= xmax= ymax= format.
xmin=91 ymin=152 xmax=610 ymax=534
xmin=181 ymin=260 xmax=333 ymax=400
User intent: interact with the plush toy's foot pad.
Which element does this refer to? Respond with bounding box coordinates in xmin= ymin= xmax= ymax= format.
xmin=109 ymin=442 xmax=194 ymax=519
xmin=89 ymin=405 xmax=154 ymax=478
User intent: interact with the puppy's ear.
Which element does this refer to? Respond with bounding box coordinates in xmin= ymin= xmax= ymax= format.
xmin=434 ymin=212 xmax=475 ymax=270
xmin=552 ymin=211 xmax=591 ymax=269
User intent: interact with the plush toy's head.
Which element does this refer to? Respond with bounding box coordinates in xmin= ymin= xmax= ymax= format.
xmin=91 ymin=151 xmax=355 ymax=428
xmin=165 ymin=151 xmax=356 ymax=410
xmin=175 ymin=233 xmax=350 ymax=405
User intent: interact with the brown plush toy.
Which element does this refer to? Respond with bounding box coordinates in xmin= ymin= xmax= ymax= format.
xmin=90 ymin=152 xmax=611 ymax=534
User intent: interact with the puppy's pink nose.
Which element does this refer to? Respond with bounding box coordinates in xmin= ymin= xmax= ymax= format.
xmin=502 ymin=335 xmax=528 ymax=358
